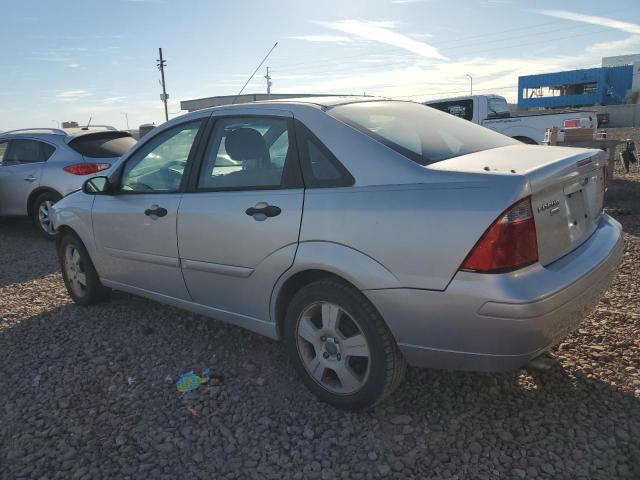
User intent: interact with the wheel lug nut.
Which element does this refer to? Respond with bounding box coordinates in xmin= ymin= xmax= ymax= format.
xmin=323 ymin=352 xmax=329 ymax=359
xmin=321 ymin=336 xmax=326 ymax=342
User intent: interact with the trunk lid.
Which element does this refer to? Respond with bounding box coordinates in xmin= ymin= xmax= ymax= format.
xmin=428 ymin=144 xmax=607 ymax=266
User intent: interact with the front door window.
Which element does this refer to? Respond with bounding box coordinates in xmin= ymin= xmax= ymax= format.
xmin=120 ymin=120 xmax=202 ymax=193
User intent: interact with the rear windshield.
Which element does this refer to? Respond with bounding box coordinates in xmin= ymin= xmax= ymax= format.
xmin=329 ymin=101 xmax=518 ymax=165
xmin=68 ymin=132 xmax=137 ymax=158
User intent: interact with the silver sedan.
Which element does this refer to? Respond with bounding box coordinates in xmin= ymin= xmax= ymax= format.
xmin=50 ymin=97 xmax=623 ymax=410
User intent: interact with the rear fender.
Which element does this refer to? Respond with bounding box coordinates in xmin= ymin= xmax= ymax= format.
xmin=269 ymin=241 xmax=402 ymax=323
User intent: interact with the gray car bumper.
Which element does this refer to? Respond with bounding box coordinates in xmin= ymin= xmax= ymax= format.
xmin=365 ymin=214 xmax=624 ymax=372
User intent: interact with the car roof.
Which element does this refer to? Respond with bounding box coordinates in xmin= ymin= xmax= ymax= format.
xmin=0 ymin=126 xmax=128 ymax=142
xmin=195 ymin=96 xmax=391 ymax=114
xmin=258 ymin=95 xmax=385 ymax=108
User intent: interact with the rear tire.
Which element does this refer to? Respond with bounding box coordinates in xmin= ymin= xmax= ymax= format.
xmin=284 ymin=278 xmax=406 ymax=410
xmin=58 ymin=233 xmax=111 ymax=306
xmin=32 ymin=191 xmax=62 ymax=240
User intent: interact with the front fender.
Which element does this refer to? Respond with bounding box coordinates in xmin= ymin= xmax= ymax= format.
xmin=51 ymin=192 xmax=97 ymax=259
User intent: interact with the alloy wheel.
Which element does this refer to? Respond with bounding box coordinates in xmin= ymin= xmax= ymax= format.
xmin=64 ymin=244 xmax=87 ymax=298
xmin=296 ymin=302 xmax=371 ymax=395
xmin=38 ymin=200 xmax=55 ymax=235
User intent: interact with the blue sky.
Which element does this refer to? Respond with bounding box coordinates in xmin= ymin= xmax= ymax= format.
xmin=1 ymin=0 xmax=639 ymax=130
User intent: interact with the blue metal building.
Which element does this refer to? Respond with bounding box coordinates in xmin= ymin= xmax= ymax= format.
xmin=518 ymin=66 xmax=632 ymax=109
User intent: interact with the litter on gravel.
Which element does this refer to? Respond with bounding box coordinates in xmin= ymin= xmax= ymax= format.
xmin=176 ymin=369 xmax=210 ymax=394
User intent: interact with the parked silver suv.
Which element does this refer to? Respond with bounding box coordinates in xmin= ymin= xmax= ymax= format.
xmin=0 ymin=127 xmax=136 ymax=238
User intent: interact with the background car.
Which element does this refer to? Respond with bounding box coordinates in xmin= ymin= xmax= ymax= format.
xmin=51 ymin=98 xmax=622 ymax=410
xmin=0 ymin=127 xmax=137 ymax=238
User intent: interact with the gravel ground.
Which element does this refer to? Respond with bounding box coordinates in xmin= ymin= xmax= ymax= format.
xmin=1 ymin=145 xmax=639 ymax=479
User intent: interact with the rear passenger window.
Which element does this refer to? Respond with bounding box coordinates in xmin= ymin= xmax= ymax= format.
xmin=197 ymin=117 xmax=301 ymax=191
xmin=5 ymin=139 xmax=55 ymax=164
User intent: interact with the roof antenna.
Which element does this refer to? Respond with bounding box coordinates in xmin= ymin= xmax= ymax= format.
xmin=82 ymin=115 xmax=92 ymax=130
xmin=231 ymin=42 xmax=278 ymax=105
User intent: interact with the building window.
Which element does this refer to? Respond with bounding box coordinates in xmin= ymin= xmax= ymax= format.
xmin=522 ymin=82 xmax=598 ymax=99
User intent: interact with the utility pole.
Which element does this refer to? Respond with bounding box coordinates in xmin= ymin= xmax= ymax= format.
xmin=264 ymin=66 xmax=272 ymax=98
xmin=466 ymin=74 xmax=473 ymax=95
xmin=120 ymin=112 xmax=130 ymax=130
xmin=157 ymin=48 xmax=169 ymax=122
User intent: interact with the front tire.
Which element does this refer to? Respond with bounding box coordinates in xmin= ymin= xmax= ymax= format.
xmin=284 ymin=278 xmax=406 ymax=410
xmin=58 ymin=233 xmax=110 ymax=306
xmin=32 ymin=191 xmax=62 ymax=240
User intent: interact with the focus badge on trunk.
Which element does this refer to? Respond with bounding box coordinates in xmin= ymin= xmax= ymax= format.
xmin=537 ymin=199 xmax=560 ymax=214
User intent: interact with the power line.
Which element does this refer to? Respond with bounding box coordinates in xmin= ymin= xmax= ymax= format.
xmin=271 ymin=23 xmax=618 ymax=77
xmin=268 ymin=6 xmax=638 ymax=74
xmin=390 ymin=84 xmax=518 ymax=99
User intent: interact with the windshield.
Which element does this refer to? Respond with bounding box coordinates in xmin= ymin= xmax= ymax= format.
xmin=329 ymin=101 xmax=518 ymax=165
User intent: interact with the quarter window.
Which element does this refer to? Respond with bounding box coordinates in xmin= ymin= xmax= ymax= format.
xmin=197 ymin=117 xmax=296 ymax=190
xmin=295 ymin=122 xmax=354 ymax=188
xmin=4 ymin=139 xmax=55 ymax=164
xmin=427 ymin=99 xmax=474 ymax=121
xmin=120 ymin=120 xmax=202 ymax=193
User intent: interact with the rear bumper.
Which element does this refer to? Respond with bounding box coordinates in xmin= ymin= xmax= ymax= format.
xmin=365 ymin=214 xmax=624 ymax=372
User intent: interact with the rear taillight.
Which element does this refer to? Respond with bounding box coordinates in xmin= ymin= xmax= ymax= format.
xmin=63 ymin=162 xmax=111 ymax=175
xmin=461 ymin=197 xmax=538 ymax=273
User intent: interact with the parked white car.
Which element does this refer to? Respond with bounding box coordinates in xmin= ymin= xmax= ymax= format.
xmin=425 ymin=94 xmax=596 ymax=145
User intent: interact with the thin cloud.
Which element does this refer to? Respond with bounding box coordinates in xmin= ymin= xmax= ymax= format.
xmin=289 ymin=35 xmax=352 ymax=43
xmin=481 ymin=0 xmax=511 ymax=6
xmin=56 ymin=90 xmax=92 ymax=101
xmin=67 ymin=63 xmax=80 ymax=68
xmin=102 ymin=96 xmax=127 ymax=104
xmin=391 ymin=0 xmax=432 ymax=4
xmin=321 ymin=20 xmax=447 ymax=60
xmin=586 ymin=35 xmax=640 ymax=56
xmin=535 ymin=10 xmax=640 ymax=35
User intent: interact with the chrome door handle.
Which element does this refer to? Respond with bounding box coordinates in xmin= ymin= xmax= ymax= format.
xmin=24 ymin=176 xmax=37 ymax=182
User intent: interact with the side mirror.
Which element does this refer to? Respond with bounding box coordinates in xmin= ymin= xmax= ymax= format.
xmin=82 ymin=176 xmax=111 ymax=195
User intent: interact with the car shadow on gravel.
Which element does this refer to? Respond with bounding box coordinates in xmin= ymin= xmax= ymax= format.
xmin=0 ymin=218 xmax=58 ymax=288
xmin=1 ymin=294 xmax=638 ymax=479
xmin=607 ymin=177 xmax=640 ymax=236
